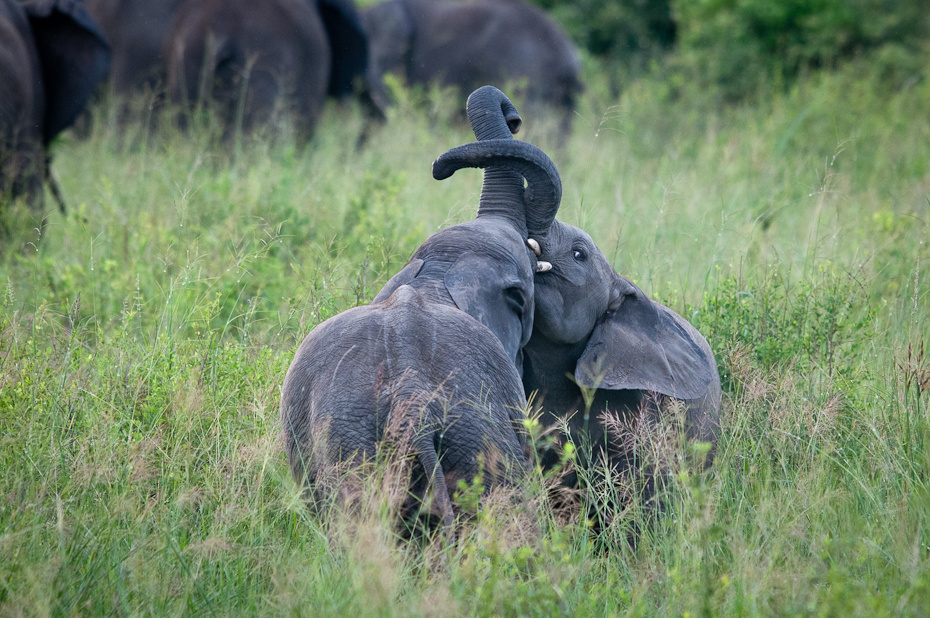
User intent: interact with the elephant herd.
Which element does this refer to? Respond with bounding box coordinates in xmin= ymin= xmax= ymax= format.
xmin=0 ymin=0 xmax=718 ymax=537
xmin=281 ymin=86 xmax=721 ymax=536
xmin=1 ymin=0 xmax=583 ymax=219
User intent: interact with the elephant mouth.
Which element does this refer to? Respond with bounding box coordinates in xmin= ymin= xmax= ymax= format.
xmin=533 ymin=271 xmax=553 ymax=289
xmin=526 ymin=240 xmax=552 ymax=273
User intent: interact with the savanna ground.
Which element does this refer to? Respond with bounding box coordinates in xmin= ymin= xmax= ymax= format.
xmin=2 ymin=56 xmax=930 ymax=614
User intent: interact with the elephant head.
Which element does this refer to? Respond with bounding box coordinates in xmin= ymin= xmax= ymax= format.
xmin=453 ymin=89 xmax=715 ymax=420
xmin=375 ymin=86 xmax=561 ymax=370
xmin=524 ymin=220 xmax=721 ymax=445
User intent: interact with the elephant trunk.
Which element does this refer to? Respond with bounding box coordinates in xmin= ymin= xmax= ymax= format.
xmin=433 ymin=139 xmax=561 ymax=237
xmin=466 ymin=85 xmax=522 ymax=139
xmin=463 ymin=87 xmax=528 ymax=228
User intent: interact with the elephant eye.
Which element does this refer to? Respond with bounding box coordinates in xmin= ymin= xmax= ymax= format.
xmin=572 ymin=247 xmax=587 ymax=262
xmin=504 ymin=286 xmax=527 ymax=316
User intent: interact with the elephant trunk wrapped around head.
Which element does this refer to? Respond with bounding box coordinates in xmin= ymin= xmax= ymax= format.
xmin=433 ymin=85 xmax=561 ymax=252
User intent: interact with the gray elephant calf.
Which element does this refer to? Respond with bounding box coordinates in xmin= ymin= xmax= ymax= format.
xmin=523 ymin=220 xmax=721 ymax=505
xmin=281 ymin=87 xmax=561 ymax=532
xmin=282 ymin=285 xmax=531 ymax=528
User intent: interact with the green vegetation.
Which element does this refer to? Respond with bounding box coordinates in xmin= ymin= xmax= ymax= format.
xmin=531 ymin=0 xmax=929 ymax=101
xmin=530 ymin=0 xmax=676 ymax=62
xmin=671 ymin=0 xmax=930 ymax=101
xmin=2 ymin=54 xmax=929 ymax=614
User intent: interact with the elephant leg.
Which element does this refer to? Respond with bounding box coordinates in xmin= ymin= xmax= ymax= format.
xmin=0 ymin=142 xmax=45 ymax=218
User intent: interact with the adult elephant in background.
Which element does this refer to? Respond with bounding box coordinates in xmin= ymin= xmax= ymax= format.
xmin=0 ymin=0 xmax=110 ymax=216
xmin=165 ymin=0 xmax=386 ymax=139
xmin=85 ymin=0 xmax=186 ymax=94
xmin=362 ymin=0 xmax=582 ymax=136
xmin=522 ymin=220 xmax=721 ymax=513
xmin=282 ymin=87 xmax=561 ymax=534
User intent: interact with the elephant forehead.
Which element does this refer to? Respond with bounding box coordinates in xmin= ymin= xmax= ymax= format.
xmin=416 ymin=221 xmax=532 ymax=270
xmin=536 ymin=220 xmax=613 ymax=295
xmin=543 ymin=220 xmax=593 ymax=255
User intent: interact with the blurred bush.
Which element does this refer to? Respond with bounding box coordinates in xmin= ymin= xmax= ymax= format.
xmin=672 ymin=0 xmax=930 ymax=101
xmin=530 ymin=0 xmax=677 ymax=60
xmin=532 ymin=0 xmax=928 ymax=102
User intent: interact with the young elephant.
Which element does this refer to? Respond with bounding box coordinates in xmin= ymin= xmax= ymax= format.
xmin=281 ymin=87 xmax=561 ymax=531
xmin=522 ymin=220 xmax=721 ymax=496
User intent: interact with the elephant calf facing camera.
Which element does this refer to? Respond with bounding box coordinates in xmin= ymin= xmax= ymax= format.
xmin=522 ymin=220 xmax=722 ymax=521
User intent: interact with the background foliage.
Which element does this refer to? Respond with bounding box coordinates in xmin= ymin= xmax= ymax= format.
xmin=529 ymin=0 xmax=930 ymax=99
xmin=530 ymin=0 xmax=676 ymax=62
xmin=672 ymin=0 xmax=930 ymax=100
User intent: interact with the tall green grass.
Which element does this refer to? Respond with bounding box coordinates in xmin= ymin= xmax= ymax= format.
xmin=1 ymin=58 xmax=928 ymax=614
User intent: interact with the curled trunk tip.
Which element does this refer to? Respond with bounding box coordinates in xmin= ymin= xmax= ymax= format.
xmin=466 ymin=86 xmax=522 ymax=141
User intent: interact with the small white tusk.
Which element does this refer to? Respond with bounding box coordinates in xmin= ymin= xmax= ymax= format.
xmin=536 ymin=261 xmax=552 ymax=273
xmin=526 ymin=238 xmax=541 ymax=256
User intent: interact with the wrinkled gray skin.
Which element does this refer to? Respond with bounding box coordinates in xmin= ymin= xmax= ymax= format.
xmin=523 ymin=221 xmax=721 ymax=491
xmin=0 ymin=0 xmax=110 ymax=213
xmin=281 ymin=87 xmax=561 ymax=532
xmin=164 ymin=0 xmax=386 ymax=138
xmin=363 ymin=0 xmax=582 ymax=135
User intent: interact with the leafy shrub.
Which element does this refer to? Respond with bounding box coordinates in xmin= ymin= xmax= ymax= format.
xmin=694 ymin=266 xmax=874 ymax=391
xmin=528 ymin=0 xmax=677 ymax=61
xmin=672 ymin=0 xmax=930 ymax=101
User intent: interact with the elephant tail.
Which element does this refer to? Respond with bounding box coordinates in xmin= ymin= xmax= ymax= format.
xmin=385 ymin=381 xmax=456 ymax=536
xmin=412 ymin=432 xmax=456 ymax=535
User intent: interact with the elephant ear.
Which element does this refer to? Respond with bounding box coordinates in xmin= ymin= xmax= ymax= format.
xmin=372 ymin=259 xmax=423 ymax=303
xmin=318 ymin=0 xmax=370 ymax=98
xmin=576 ymin=276 xmax=715 ymax=400
xmin=444 ymin=251 xmax=531 ymax=368
xmin=25 ymin=0 xmax=111 ymax=144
